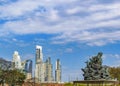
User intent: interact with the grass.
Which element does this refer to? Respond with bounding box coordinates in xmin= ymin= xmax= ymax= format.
xmin=64 ymin=83 xmax=120 ymax=86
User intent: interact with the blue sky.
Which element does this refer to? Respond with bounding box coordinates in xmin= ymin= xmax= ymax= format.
xmin=0 ymin=0 xmax=120 ymax=82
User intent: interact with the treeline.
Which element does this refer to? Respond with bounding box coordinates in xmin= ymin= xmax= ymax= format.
xmin=0 ymin=68 xmax=26 ymax=86
xmin=109 ymin=67 xmax=120 ymax=81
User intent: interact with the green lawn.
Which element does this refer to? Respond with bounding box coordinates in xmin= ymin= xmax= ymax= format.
xmin=64 ymin=83 xmax=120 ymax=86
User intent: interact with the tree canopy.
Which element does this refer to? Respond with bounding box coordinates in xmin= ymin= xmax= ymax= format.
xmin=0 ymin=68 xmax=26 ymax=86
xmin=109 ymin=67 xmax=120 ymax=81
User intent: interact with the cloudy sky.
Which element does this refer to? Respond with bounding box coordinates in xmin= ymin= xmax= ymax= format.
xmin=0 ymin=0 xmax=120 ymax=81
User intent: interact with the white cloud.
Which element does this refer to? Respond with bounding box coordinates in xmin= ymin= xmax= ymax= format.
xmin=65 ymin=48 xmax=73 ymax=53
xmin=103 ymin=54 xmax=120 ymax=59
xmin=103 ymin=54 xmax=120 ymax=67
xmin=49 ymin=9 xmax=60 ymax=21
xmin=0 ymin=0 xmax=120 ymax=46
xmin=67 ymin=6 xmax=85 ymax=14
xmin=0 ymin=0 xmax=78 ymax=19
xmin=12 ymin=38 xmax=17 ymax=41
xmin=0 ymin=37 xmax=30 ymax=47
xmin=52 ymin=30 xmax=120 ymax=46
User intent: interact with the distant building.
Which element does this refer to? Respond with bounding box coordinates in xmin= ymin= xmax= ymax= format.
xmin=12 ymin=51 xmax=32 ymax=79
xmin=45 ymin=57 xmax=53 ymax=82
xmin=35 ymin=45 xmax=62 ymax=83
xmin=12 ymin=51 xmax=22 ymax=69
xmin=24 ymin=60 xmax=33 ymax=79
xmin=35 ymin=45 xmax=45 ymax=82
xmin=55 ymin=59 xmax=61 ymax=83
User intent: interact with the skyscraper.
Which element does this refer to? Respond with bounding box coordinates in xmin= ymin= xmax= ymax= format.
xmin=55 ymin=59 xmax=61 ymax=83
xmin=35 ymin=45 xmax=62 ymax=83
xmin=25 ymin=60 xmax=32 ymax=79
xmin=35 ymin=45 xmax=45 ymax=82
xmin=45 ymin=57 xmax=53 ymax=82
xmin=12 ymin=51 xmax=22 ymax=69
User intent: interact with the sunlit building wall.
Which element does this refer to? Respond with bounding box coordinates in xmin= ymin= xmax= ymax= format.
xmin=35 ymin=45 xmax=45 ymax=82
xmin=12 ymin=51 xmax=22 ymax=69
xmin=55 ymin=59 xmax=61 ymax=83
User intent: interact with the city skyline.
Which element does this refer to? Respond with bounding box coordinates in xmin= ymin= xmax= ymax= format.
xmin=1 ymin=45 xmax=62 ymax=82
xmin=0 ymin=0 xmax=120 ymax=82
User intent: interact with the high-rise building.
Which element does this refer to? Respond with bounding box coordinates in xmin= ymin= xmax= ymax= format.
xmin=35 ymin=45 xmax=45 ymax=82
xmin=35 ymin=45 xmax=62 ymax=83
xmin=12 ymin=51 xmax=22 ymax=69
xmin=1 ymin=51 xmax=33 ymax=80
xmin=55 ymin=59 xmax=61 ymax=83
xmin=45 ymin=57 xmax=53 ymax=82
xmin=24 ymin=60 xmax=33 ymax=79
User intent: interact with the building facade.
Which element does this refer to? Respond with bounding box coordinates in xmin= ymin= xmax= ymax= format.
xmin=55 ymin=59 xmax=61 ymax=83
xmin=12 ymin=51 xmax=32 ymax=79
xmin=35 ymin=45 xmax=45 ymax=82
xmin=24 ymin=60 xmax=33 ymax=79
xmin=45 ymin=57 xmax=53 ymax=82
xmin=12 ymin=51 xmax=22 ymax=69
xmin=35 ymin=45 xmax=61 ymax=83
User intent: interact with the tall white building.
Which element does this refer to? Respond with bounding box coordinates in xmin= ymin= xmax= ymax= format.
xmin=12 ymin=51 xmax=22 ymax=69
xmin=35 ymin=45 xmax=45 ymax=82
xmin=55 ymin=59 xmax=61 ymax=83
xmin=12 ymin=51 xmax=33 ymax=80
xmin=35 ymin=45 xmax=62 ymax=83
xmin=45 ymin=57 xmax=53 ymax=82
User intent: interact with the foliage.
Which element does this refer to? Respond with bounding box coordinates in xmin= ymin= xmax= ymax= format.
xmin=0 ymin=68 xmax=26 ymax=86
xmin=109 ymin=67 xmax=120 ymax=81
xmin=0 ymin=68 xmax=2 ymax=84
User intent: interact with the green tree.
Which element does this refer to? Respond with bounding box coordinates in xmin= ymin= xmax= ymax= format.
xmin=109 ymin=67 xmax=120 ymax=81
xmin=0 ymin=68 xmax=3 ymax=85
xmin=0 ymin=69 xmax=26 ymax=86
xmin=0 ymin=68 xmax=6 ymax=86
xmin=5 ymin=69 xmax=26 ymax=86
